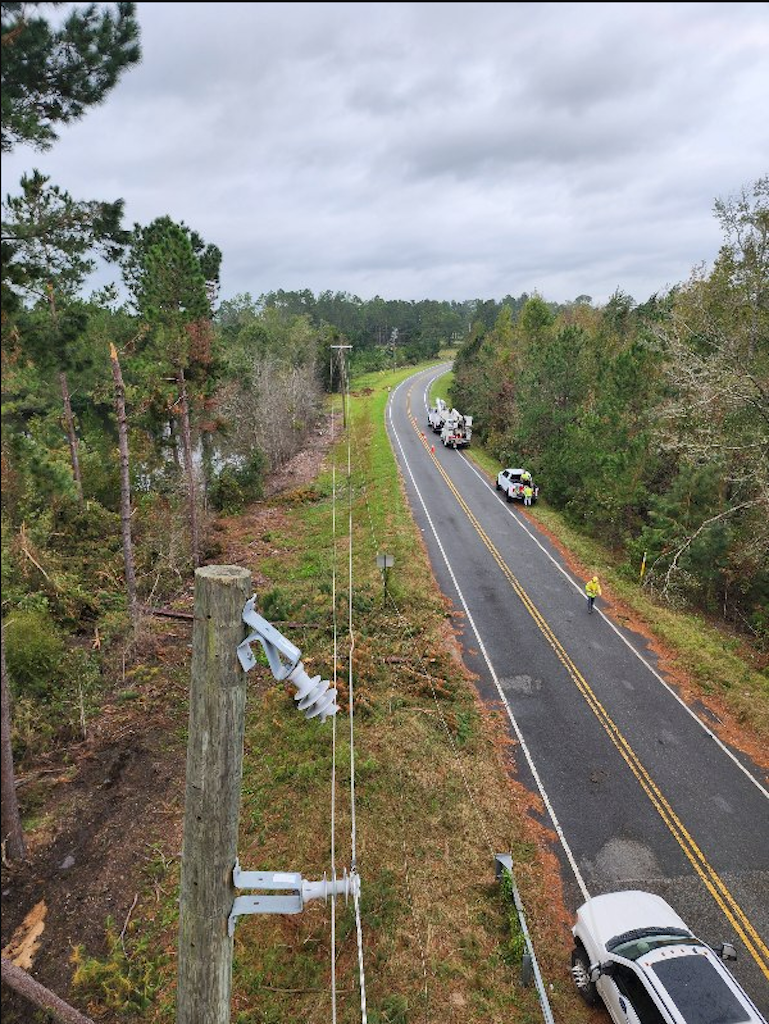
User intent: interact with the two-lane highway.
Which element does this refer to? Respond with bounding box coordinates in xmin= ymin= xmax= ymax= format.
xmin=386 ymin=365 xmax=769 ymax=1013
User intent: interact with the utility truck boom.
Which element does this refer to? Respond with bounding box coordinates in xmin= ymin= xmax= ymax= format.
xmin=441 ymin=409 xmax=473 ymax=449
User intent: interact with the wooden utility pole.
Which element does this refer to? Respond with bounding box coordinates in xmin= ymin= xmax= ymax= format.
xmin=177 ymin=565 xmax=251 ymax=1024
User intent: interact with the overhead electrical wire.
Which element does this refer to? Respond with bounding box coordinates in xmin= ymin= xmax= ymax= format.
xmin=329 ymin=349 xmax=339 ymax=1023
xmin=332 ymin=364 xmax=549 ymax=1020
xmin=329 ymin=346 xmax=368 ymax=1022
xmin=343 ymin=353 xmax=368 ymax=1023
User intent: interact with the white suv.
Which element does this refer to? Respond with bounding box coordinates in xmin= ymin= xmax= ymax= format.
xmin=571 ymin=890 xmax=766 ymax=1023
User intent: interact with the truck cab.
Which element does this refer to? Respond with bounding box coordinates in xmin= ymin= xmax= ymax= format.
xmin=571 ymin=891 xmax=766 ymax=1024
xmin=427 ymin=398 xmax=448 ymax=433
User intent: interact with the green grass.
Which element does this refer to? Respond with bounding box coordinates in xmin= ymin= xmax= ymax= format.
xmin=427 ymin=368 xmax=453 ymax=408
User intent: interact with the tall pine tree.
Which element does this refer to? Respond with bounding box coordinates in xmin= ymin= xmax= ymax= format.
xmin=126 ymin=217 xmax=220 ymax=567
xmin=1 ymin=1 xmax=141 ymax=152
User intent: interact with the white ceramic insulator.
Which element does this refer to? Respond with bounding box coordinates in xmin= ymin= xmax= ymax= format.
xmin=302 ymin=869 xmax=360 ymax=905
xmin=287 ymin=661 xmax=339 ymax=721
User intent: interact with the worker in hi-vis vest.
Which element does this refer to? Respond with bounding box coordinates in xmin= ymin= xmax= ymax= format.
xmin=585 ymin=575 xmax=602 ymax=613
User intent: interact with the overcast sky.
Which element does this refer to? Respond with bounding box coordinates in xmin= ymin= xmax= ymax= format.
xmin=3 ymin=1 xmax=768 ymax=307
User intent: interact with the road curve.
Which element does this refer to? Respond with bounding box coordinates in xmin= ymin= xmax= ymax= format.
xmin=386 ymin=364 xmax=769 ymax=1012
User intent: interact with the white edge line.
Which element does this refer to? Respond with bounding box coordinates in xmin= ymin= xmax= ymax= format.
xmin=388 ymin=377 xmax=592 ymax=903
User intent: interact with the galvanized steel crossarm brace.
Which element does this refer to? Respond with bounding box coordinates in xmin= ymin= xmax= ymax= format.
xmin=228 ymin=860 xmax=360 ymax=934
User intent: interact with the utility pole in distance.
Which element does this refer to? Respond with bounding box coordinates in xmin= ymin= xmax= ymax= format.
xmin=177 ymin=565 xmax=251 ymax=1024
xmin=331 ymin=344 xmax=352 ymax=427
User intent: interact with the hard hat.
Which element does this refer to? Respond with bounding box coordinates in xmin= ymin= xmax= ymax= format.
xmin=592 ymin=576 xmax=598 ymax=582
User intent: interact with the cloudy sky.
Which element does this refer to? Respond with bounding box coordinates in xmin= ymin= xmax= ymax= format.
xmin=3 ymin=2 xmax=768 ymax=306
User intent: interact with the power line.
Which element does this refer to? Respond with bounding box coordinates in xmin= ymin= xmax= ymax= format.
xmin=329 ymin=347 xmax=339 ymax=1023
xmin=330 ymin=344 xmax=368 ymax=1021
xmin=341 ymin=348 xmax=368 ymax=1020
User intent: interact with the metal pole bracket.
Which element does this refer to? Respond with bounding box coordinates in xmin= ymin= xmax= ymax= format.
xmin=228 ymin=858 xmax=360 ymax=935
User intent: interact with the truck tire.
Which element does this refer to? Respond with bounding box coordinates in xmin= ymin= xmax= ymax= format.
xmin=571 ymin=943 xmax=598 ymax=1006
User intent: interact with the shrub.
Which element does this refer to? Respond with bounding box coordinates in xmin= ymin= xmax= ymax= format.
xmin=71 ymin=921 xmax=165 ymax=1014
xmin=210 ymin=451 xmax=266 ymax=514
xmin=3 ymin=609 xmax=66 ymax=699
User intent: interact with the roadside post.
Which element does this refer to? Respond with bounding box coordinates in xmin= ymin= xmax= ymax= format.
xmin=494 ymin=854 xmax=555 ymax=1024
xmin=377 ymin=553 xmax=394 ymax=604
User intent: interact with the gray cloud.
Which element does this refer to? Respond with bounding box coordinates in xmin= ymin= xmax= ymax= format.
xmin=2 ymin=1 xmax=767 ymax=306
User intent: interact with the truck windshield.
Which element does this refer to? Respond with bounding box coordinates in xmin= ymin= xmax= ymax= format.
xmin=607 ymin=928 xmax=697 ymax=961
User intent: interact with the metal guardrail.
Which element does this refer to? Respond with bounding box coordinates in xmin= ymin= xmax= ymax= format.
xmin=495 ymin=854 xmax=555 ymax=1024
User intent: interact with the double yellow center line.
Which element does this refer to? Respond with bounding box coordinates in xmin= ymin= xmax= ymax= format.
xmin=409 ymin=398 xmax=769 ymax=979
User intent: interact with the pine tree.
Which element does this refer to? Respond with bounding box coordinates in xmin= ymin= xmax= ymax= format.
xmin=1 ymin=1 xmax=141 ymax=152
xmin=125 ymin=218 xmax=221 ymax=567
xmin=2 ymin=171 xmax=129 ymax=499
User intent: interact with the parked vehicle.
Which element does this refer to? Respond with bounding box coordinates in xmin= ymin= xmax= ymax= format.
xmin=496 ymin=467 xmax=538 ymax=503
xmin=440 ymin=409 xmax=472 ymax=448
xmin=571 ymin=890 xmax=766 ymax=1023
xmin=427 ymin=398 xmax=448 ymax=433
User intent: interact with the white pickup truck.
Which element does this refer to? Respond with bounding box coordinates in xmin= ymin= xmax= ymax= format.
xmin=571 ymin=890 xmax=766 ymax=1024
xmin=496 ymin=468 xmax=538 ymax=503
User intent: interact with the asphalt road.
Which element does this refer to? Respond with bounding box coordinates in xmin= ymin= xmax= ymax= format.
xmin=386 ymin=364 xmax=769 ymax=1014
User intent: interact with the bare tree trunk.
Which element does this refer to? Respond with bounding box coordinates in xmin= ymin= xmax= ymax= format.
xmin=1 ymin=957 xmax=94 ymax=1024
xmin=200 ymin=428 xmax=215 ymax=510
xmin=177 ymin=367 xmax=200 ymax=568
xmin=59 ymin=371 xmax=83 ymax=503
xmin=109 ymin=344 xmax=138 ymax=623
xmin=168 ymin=416 xmax=182 ymax=471
xmin=1 ymin=627 xmax=26 ymax=862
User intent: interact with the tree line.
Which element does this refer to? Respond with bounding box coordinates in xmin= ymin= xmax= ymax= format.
xmin=450 ymin=177 xmax=768 ymax=642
